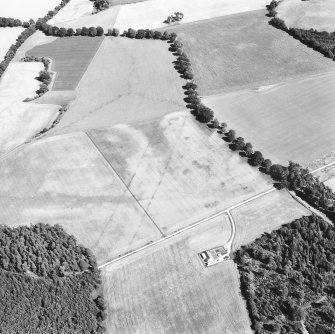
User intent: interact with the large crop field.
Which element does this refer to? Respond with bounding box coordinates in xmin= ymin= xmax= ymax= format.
xmin=204 ymin=71 xmax=335 ymax=166
xmin=89 ymin=112 xmax=272 ymax=234
xmin=114 ymin=0 xmax=269 ymax=31
xmin=50 ymin=37 xmax=185 ymax=134
xmin=27 ymin=36 xmax=104 ymax=90
xmin=232 ymin=190 xmax=310 ymax=251
xmin=165 ymin=10 xmax=335 ymax=96
xmin=0 ymin=132 xmax=161 ymax=264
xmin=102 ymin=214 xmax=252 ymax=334
xmin=0 ymin=0 xmax=60 ymax=21
xmin=277 ymin=0 xmax=335 ymax=32
xmin=0 ymin=28 xmax=23 ymax=60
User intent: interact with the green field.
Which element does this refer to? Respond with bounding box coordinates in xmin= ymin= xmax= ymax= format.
xmin=164 ymin=10 xmax=335 ymax=95
xmin=102 ymin=215 xmax=252 ymax=334
xmin=231 ymin=190 xmax=310 ymax=251
xmin=27 ymin=36 xmax=104 ymax=90
xmin=204 ymin=71 xmax=335 ymax=166
xmin=89 ymin=111 xmax=272 ymax=233
xmin=48 ymin=37 xmax=185 ymax=134
xmin=0 ymin=132 xmax=161 ymax=264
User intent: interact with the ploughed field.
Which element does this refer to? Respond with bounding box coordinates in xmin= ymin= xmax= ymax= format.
xmin=204 ymin=71 xmax=335 ymax=166
xmin=27 ymin=36 xmax=104 ymax=90
xmin=102 ymin=214 xmax=253 ymax=334
xmin=165 ymin=10 xmax=335 ymax=96
xmin=88 ymin=112 xmax=272 ymax=234
xmin=49 ymin=37 xmax=186 ymax=134
xmin=277 ymin=0 xmax=335 ymax=32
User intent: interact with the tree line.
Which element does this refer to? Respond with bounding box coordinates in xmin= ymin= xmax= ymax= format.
xmin=0 ymin=223 xmax=106 ymax=333
xmin=21 ymin=56 xmax=53 ymax=98
xmin=267 ymin=0 xmax=335 ymax=60
xmin=234 ymin=215 xmax=335 ymax=334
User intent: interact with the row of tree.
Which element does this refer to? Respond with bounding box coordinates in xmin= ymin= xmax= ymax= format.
xmin=234 ymin=215 xmax=335 ymax=334
xmin=0 ymin=17 xmax=25 ymax=27
xmin=0 ymin=223 xmax=106 ymax=333
xmin=0 ymin=25 xmax=36 ymax=79
xmin=21 ymin=56 xmax=53 ymax=98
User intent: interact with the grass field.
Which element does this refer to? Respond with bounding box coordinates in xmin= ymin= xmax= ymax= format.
xmin=164 ymin=10 xmax=335 ymax=96
xmin=0 ymin=132 xmax=161 ymax=264
xmin=277 ymin=0 xmax=335 ymax=32
xmin=27 ymin=36 xmax=104 ymax=90
xmin=231 ymin=190 xmax=310 ymax=251
xmin=325 ymin=178 xmax=335 ymax=192
xmin=0 ymin=28 xmax=23 ymax=61
xmin=102 ymin=214 xmax=252 ymax=334
xmin=109 ymin=0 xmax=147 ymax=6
xmin=50 ymin=37 xmax=185 ymax=134
xmin=114 ymin=0 xmax=270 ymax=31
xmin=0 ymin=0 xmax=60 ymax=21
xmin=0 ymin=62 xmax=59 ymax=155
xmin=89 ymin=111 xmax=272 ymax=234
xmin=204 ymin=71 xmax=335 ymax=166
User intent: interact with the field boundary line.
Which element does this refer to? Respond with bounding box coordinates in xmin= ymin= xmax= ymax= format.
xmin=310 ymin=160 xmax=335 ymax=174
xmin=75 ymin=36 xmax=105 ymax=91
xmin=84 ymin=131 xmax=165 ymax=236
xmin=98 ymin=186 xmax=277 ymax=269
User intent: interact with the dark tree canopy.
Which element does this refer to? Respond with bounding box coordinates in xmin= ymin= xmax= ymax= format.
xmin=235 ymin=215 xmax=335 ymax=334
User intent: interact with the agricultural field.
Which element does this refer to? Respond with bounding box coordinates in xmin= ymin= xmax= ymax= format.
xmin=204 ymin=71 xmax=335 ymax=166
xmin=0 ymin=0 xmax=60 ymax=21
xmin=49 ymin=0 xmax=120 ymax=30
xmin=102 ymin=214 xmax=253 ymax=334
xmin=0 ymin=28 xmax=23 ymax=60
xmin=49 ymin=37 xmax=185 ymax=134
xmin=27 ymin=36 xmax=104 ymax=90
xmin=231 ymin=190 xmax=310 ymax=251
xmin=0 ymin=132 xmax=161 ymax=265
xmin=165 ymin=10 xmax=335 ymax=96
xmin=114 ymin=0 xmax=270 ymax=31
xmin=325 ymin=178 xmax=335 ymax=192
xmin=89 ymin=111 xmax=272 ymax=234
xmin=0 ymin=62 xmax=59 ymax=155
xmin=277 ymin=0 xmax=335 ymax=32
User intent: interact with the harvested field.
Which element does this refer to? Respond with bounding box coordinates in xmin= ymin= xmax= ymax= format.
xmin=114 ymin=0 xmax=270 ymax=31
xmin=102 ymin=214 xmax=252 ymax=334
xmin=0 ymin=0 xmax=60 ymax=21
xmin=0 ymin=28 xmax=23 ymax=60
xmin=277 ymin=0 xmax=335 ymax=32
xmin=50 ymin=37 xmax=185 ymax=134
xmin=89 ymin=112 xmax=272 ymax=234
xmin=49 ymin=0 xmax=94 ymax=26
xmin=165 ymin=10 xmax=335 ymax=95
xmin=204 ymin=71 xmax=335 ymax=166
xmin=231 ymin=190 xmax=310 ymax=251
xmin=50 ymin=0 xmax=120 ymax=30
xmin=0 ymin=62 xmax=59 ymax=155
xmin=34 ymin=90 xmax=76 ymax=108
xmin=0 ymin=132 xmax=161 ymax=264
xmin=109 ymin=0 xmax=147 ymax=5
xmin=27 ymin=36 xmax=104 ymax=90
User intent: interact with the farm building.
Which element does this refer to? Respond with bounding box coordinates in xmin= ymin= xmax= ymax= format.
xmin=199 ymin=246 xmax=229 ymax=267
